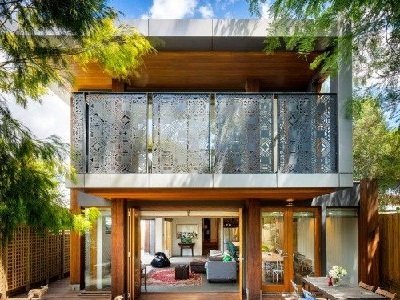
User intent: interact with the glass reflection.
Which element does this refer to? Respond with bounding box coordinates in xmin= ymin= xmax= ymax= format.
xmin=84 ymin=208 xmax=111 ymax=291
xmin=293 ymin=212 xmax=315 ymax=284
xmin=261 ymin=212 xmax=285 ymax=285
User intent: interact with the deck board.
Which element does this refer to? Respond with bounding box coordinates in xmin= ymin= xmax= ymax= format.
xmin=12 ymin=278 xmax=288 ymax=300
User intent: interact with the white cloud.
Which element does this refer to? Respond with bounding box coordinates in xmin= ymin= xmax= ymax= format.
xmin=7 ymin=91 xmax=70 ymax=143
xmin=260 ymin=2 xmax=273 ymax=19
xmin=198 ymin=4 xmax=214 ymax=18
xmin=144 ymin=0 xmax=198 ymax=19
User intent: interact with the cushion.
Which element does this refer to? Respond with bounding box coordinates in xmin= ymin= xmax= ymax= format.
xmin=209 ymin=250 xmax=224 ymax=261
xmin=302 ymin=288 xmax=316 ymax=300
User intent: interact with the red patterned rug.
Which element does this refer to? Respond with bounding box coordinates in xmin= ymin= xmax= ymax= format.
xmin=146 ymin=268 xmax=202 ymax=286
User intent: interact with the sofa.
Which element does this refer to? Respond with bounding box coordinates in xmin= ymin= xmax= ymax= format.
xmin=205 ymin=260 xmax=237 ymax=283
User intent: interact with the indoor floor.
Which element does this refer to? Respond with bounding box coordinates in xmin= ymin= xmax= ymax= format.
xmin=141 ymin=255 xmax=239 ymax=293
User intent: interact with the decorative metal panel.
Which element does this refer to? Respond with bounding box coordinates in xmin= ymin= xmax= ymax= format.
xmin=87 ymin=94 xmax=147 ymax=173
xmin=152 ymin=93 xmax=210 ymax=173
xmin=215 ymin=94 xmax=273 ymax=173
xmin=278 ymin=94 xmax=337 ymax=173
xmin=71 ymin=93 xmax=86 ymax=173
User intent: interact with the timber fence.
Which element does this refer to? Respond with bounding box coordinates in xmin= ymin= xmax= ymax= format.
xmin=0 ymin=227 xmax=70 ymax=296
xmin=379 ymin=212 xmax=400 ymax=298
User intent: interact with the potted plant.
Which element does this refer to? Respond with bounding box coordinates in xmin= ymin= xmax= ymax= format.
xmin=177 ymin=231 xmax=198 ymax=244
xmin=328 ymin=265 xmax=347 ymax=285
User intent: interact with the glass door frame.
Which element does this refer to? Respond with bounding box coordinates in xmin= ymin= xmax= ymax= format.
xmin=261 ymin=206 xmax=321 ymax=292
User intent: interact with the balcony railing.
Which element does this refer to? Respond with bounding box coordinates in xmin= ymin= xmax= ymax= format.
xmin=71 ymin=92 xmax=337 ymax=174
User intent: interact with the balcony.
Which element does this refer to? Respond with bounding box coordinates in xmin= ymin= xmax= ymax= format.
xmin=70 ymin=92 xmax=349 ymax=189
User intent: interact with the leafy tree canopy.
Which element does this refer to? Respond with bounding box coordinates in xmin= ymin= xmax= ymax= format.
xmin=247 ymin=0 xmax=400 ymax=118
xmin=0 ymin=0 xmax=153 ymax=242
xmin=352 ymin=98 xmax=400 ymax=207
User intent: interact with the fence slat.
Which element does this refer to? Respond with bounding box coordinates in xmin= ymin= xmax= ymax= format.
xmin=1 ymin=227 xmax=70 ymax=295
xmin=379 ymin=213 xmax=400 ymax=295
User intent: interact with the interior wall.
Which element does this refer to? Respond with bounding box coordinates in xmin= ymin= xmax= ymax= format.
xmin=172 ymin=217 xmax=203 ymax=256
xmin=154 ymin=218 xmax=163 ymax=253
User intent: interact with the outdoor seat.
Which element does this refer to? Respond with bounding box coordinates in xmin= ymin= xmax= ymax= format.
xmin=302 ymin=287 xmax=326 ymax=300
xmin=375 ymin=287 xmax=396 ymax=299
xmin=272 ymin=261 xmax=284 ymax=282
xmin=359 ymin=281 xmax=375 ymax=291
xmin=291 ymin=280 xmax=306 ymax=299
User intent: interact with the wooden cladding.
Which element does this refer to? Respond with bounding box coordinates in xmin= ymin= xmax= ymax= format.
xmin=83 ymin=187 xmax=334 ymax=201
xmin=72 ymin=51 xmax=319 ymax=92
xmin=379 ymin=213 xmax=400 ymax=293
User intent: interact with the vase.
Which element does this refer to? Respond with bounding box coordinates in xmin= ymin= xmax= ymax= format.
xmin=333 ymin=278 xmax=340 ymax=286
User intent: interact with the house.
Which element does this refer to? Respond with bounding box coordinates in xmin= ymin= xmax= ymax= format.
xmin=67 ymin=19 xmax=376 ymax=300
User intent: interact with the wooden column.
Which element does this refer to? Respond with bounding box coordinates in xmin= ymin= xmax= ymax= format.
xmin=245 ymin=78 xmax=260 ymax=92
xmin=246 ymin=200 xmax=261 ymax=300
xmin=111 ymin=199 xmax=127 ymax=299
xmin=112 ymin=79 xmax=126 ymax=92
xmin=359 ymin=179 xmax=380 ymax=286
xmin=70 ymin=189 xmax=81 ymax=287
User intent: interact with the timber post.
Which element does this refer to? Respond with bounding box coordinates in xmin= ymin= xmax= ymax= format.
xmin=111 ymin=199 xmax=127 ymax=299
xmin=359 ymin=179 xmax=380 ymax=286
xmin=246 ymin=200 xmax=262 ymax=300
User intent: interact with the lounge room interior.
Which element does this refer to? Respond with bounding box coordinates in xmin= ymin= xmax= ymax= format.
xmin=140 ymin=211 xmax=241 ymax=293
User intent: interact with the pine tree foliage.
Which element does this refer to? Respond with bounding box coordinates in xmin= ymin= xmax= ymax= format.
xmin=0 ymin=102 xmax=72 ymax=242
xmin=0 ymin=0 xmax=153 ymax=242
xmin=0 ymin=0 xmax=153 ymax=106
xmin=352 ymin=98 xmax=400 ymax=206
xmin=247 ymin=0 xmax=400 ymax=118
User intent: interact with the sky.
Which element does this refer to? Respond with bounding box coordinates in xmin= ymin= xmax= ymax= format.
xmin=108 ymin=0 xmax=270 ymax=19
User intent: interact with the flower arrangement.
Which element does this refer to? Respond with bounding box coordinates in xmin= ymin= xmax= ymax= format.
xmin=177 ymin=231 xmax=198 ymax=244
xmin=328 ymin=265 xmax=347 ymax=284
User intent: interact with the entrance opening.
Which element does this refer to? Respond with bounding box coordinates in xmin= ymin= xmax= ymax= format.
xmin=134 ymin=210 xmax=242 ymax=294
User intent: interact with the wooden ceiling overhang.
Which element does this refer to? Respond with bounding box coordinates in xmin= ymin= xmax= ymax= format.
xmin=81 ymin=187 xmax=334 ymax=201
xmin=72 ymin=19 xmax=333 ymax=92
xmin=72 ymin=51 xmax=321 ymax=92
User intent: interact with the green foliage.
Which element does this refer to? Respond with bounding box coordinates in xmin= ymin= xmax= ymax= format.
xmin=352 ymin=98 xmax=400 ymax=205
xmin=0 ymin=102 xmax=72 ymax=242
xmin=0 ymin=1 xmax=153 ymax=106
xmin=73 ymin=207 xmax=101 ymax=234
xmin=78 ymin=18 xmax=153 ymax=80
xmin=0 ymin=0 xmax=153 ymax=243
xmin=247 ymin=0 xmax=400 ymax=116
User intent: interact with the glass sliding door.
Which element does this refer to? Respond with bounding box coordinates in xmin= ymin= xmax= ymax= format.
xmin=84 ymin=208 xmax=111 ymax=291
xmin=261 ymin=207 xmax=320 ymax=292
xmin=292 ymin=211 xmax=317 ymax=284
xmin=326 ymin=208 xmax=358 ymax=284
xmin=261 ymin=211 xmax=287 ymax=289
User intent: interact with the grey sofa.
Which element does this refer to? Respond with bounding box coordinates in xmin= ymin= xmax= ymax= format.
xmin=205 ymin=261 xmax=237 ymax=283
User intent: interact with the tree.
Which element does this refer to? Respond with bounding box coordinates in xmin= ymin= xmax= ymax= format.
xmin=247 ymin=0 xmax=400 ymax=117
xmin=0 ymin=0 xmax=153 ymax=242
xmin=352 ymin=98 xmax=400 ymax=207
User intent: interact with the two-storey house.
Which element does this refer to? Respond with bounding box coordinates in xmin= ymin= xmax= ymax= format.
xmin=68 ymin=19 xmax=358 ymax=300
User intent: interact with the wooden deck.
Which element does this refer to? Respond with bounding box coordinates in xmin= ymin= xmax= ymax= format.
xmin=12 ymin=278 xmax=288 ymax=300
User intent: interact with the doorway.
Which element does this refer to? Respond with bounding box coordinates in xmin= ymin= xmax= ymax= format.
xmin=261 ymin=207 xmax=321 ymax=292
xmin=127 ymin=208 xmax=244 ymax=298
